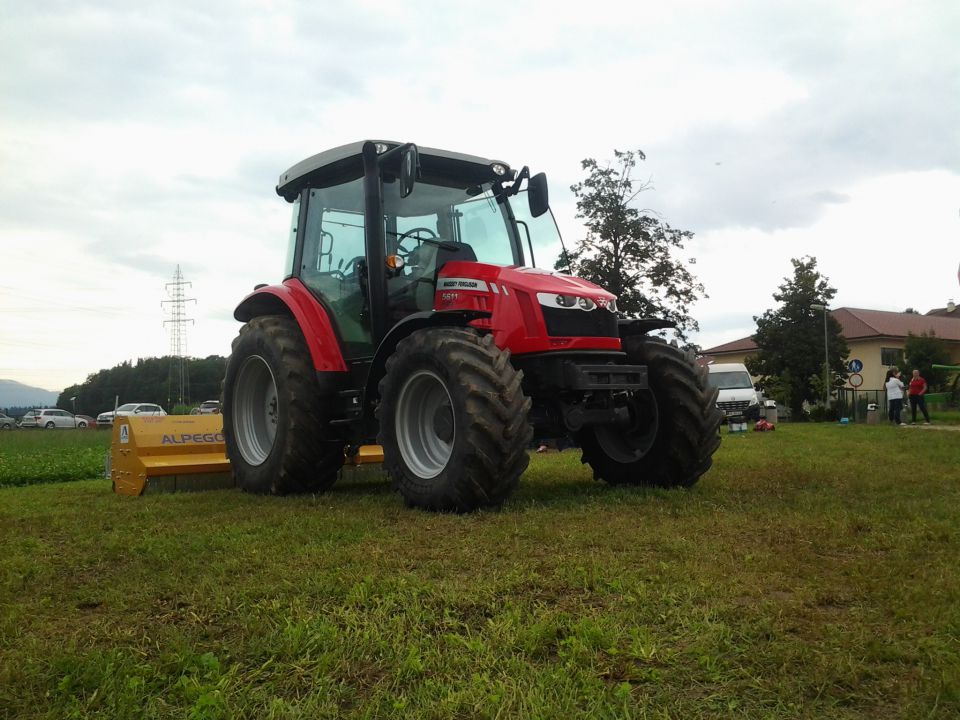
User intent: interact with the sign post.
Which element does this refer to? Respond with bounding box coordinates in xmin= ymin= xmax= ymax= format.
xmin=848 ymin=370 xmax=864 ymax=422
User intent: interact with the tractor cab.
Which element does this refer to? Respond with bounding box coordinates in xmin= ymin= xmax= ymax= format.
xmin=275 ymin=140 xmax=560 ymax=358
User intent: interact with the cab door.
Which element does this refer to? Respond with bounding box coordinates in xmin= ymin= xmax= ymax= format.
xmin=297 ymin=180 xmax=374 ymax=359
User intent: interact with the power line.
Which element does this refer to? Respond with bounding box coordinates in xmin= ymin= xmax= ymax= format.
xmin=161 ymin=265 xmax=195 ymax=407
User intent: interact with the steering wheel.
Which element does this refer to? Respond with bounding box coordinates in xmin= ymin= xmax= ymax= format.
xmin=330 ymin=255 xmax=365 ymax=280
xmin=396 ymin=227 xmax=438 ymax=260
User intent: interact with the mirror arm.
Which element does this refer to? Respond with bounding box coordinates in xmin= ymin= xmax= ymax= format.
xmin=505 ymin=166 xmax=530 ymax=197
xmin=377 ymin=142 xmax=417 ymax=167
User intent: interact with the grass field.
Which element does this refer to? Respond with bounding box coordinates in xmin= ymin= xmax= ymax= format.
xmin=1 ymin=425 xmax=959 ymax=719
xmin=0 ymin=430 xmax=110 ymax=487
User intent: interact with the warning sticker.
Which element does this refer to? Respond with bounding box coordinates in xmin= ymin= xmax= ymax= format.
xmin=120 ymin=424 xmax=129 ymax=444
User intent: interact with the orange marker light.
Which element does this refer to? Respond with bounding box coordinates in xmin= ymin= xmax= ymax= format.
xmin=386 ymin=254 xmax=405 ymax=270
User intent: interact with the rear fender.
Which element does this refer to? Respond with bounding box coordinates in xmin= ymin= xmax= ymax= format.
xmin=233 ymin=279 xmax=348 ymax=372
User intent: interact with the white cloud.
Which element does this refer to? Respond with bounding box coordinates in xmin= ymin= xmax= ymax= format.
xmin=1 ymin=0 xmax=958 ymax=395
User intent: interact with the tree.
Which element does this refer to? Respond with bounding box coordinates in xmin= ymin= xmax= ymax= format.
xmin=57 ymin=355 xmax=228 ymax=415
xmin=746 ymin=257 xmax=849 ymax=416
xmin=904 ymin=331 xmax=951 ymax=390
xmin=555 ymin=150 xmax=705 ymax=342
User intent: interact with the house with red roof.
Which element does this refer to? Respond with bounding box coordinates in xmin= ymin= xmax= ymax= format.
xmin=702 ymin=307 xmax=960 ymax=391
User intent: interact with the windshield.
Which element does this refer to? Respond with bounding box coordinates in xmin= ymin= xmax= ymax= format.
xmin=509 ymin=189 xmax=564 ymax=269
xmin=385 ymin=178 xmax=520 ymax=266
xmin=707 ymin=371 xmax=754 ymax=390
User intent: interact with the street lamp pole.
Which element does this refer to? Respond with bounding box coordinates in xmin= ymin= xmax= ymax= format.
xmin=810 ymin=304 xmax=829 ymax=407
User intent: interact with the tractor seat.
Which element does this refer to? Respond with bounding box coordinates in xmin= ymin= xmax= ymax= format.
xmin=387 ymin=241 xmax=477 ymax=316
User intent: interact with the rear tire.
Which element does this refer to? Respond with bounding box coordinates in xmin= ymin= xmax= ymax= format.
xmin=578 ymin=337 xmax=722 ymax=488
xmin=377 ymin=328 xmax=532 ymax=512
xmin=222 ymin=315 xmax=344 ymax=494
xmin=45 ymin=422 xmax=55 ymax=430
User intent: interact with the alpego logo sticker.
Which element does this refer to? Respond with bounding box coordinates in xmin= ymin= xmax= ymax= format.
xmin=161 ymin=433 xmax=225 ymax=444
xmin=120 ymin=425 xmax=129 ymax=444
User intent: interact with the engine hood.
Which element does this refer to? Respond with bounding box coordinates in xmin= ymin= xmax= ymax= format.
xmin=434 ymin=261 xmax=623 ymax=355
xmin=439 ymin=262 xmax=616 ymax=303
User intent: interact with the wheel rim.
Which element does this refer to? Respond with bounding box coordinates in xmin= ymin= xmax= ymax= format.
xmin=594 ymin=391 xmax=659 ymax=464
xmin=395 ymin=369 xmax=455 ymax=479
xmin=233 ymin=355 xmax=279 ymax=466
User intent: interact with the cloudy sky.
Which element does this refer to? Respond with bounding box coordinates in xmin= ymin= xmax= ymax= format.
xmin=2 ymin=0 xmax=958 ymax=393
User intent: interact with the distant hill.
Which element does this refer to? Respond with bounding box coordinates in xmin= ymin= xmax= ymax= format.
xmin=0 ymin=379 xmax=61 ymax=410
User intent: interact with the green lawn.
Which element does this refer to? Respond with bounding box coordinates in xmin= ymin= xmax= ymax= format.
xmin=1 ymin=425 xmax=959 ymax=719
xmin=0 ymin=430 xmax=110 ymax=487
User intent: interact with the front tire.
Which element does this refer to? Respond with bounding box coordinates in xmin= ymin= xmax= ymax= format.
xmin=377 ymin=328 xmax=532 ymax=512
xmin=578 ymin=337 xmax=722 ymax=488
xmin=222 ymin=315 xmax=344 ymax=495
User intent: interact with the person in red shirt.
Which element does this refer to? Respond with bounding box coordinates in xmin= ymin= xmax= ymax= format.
xmin=908 ymin=369 xmax=932 ymax=425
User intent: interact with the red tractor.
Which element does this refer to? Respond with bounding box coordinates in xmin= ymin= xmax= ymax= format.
xmin=222 ymin=141 xmax=721 ymax=511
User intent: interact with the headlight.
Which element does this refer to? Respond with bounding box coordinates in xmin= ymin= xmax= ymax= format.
xmin=555 ymin=294 xmax=576 ymax=307
xmin=607 ymin=298 xmax=618 ymax=313
xmin=578 ymin=297 xmax=595 ymax=310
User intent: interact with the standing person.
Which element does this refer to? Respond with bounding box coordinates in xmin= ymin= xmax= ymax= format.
xmin=885 ymin=368 xmax=906 ymax=426
xmin=908 ymin=369 xmax=932 ymax=425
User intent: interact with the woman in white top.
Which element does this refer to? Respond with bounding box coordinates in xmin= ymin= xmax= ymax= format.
xmin=885 ymin=368 xmax=905 ymax=425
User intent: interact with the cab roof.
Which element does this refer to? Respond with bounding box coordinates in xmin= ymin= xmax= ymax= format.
xmin=276 ymin=140 xmax=512 ymax=201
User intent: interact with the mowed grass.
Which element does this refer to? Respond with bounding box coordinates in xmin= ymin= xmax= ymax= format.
xmin=1 ymin=425 xmax=959 ymax=719
xmin=0 ymin=430 xmax=110 ymax=487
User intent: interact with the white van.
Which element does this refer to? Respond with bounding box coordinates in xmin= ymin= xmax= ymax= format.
xmin=706 ymin=363 xmax=762 ymax=420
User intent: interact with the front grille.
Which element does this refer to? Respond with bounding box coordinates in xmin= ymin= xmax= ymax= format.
xmin=718 ymin=400 xmax=750 ymax=414
xmin=542 ymin=306 xmax=618 ymax=338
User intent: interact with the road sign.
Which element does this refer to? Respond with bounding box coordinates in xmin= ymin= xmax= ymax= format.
xmin=848 ymin=359 xmax=863 ymax=373
xmin=849 ymin=373 xmax=863 ymax=388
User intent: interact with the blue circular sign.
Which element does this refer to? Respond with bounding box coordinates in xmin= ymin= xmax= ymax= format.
xmin=848 ymin=359 xmax=863 ymax=373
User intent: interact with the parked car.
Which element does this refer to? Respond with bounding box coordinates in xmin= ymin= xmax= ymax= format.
xmin=0 ymin=413 xmax=16 ymax=430
xmin=75 ymin=414 xmax=97 ymax=429
xmin=97 ymin=403 xmax=166 ymax=427
xmin=706 ymin=363 xmax=763 ymax=421
xmin=18 ymin=408 xmax=78 ymax=429
xmin=198 ymin=400 xmax=220 ymax=414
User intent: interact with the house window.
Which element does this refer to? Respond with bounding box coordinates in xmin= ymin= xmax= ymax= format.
xmin=881 ymin=347 xmax=904 ymax=366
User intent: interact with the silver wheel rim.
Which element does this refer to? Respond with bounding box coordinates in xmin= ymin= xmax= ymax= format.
xmin=395 ymin=369 xmax=455 ymax=479
xmin=233 ymin=355 xmax=279 ymax=466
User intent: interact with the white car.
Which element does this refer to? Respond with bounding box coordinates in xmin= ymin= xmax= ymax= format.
xmin=0 ymin=413 xmax=15 ymax=430
xmin=706 ymin=363 xmax=763 ymax=421
xmin=18 ymin=408 xmax=82 ymax=429
xmin=96 ymin=403 xmax=167 ymax=427
xmin=198 ymin=400 xmax=221 ymax=414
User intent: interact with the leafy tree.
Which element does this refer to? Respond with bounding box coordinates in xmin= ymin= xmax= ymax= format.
xmin=746 ymin=257 xmax=849 ymax=416
xmin=904 ymin=331 xmax=951 ymax=390
xmin=57 ymin=355 xmax=227 ymax=415
xmin=555 ymin=149 xmax=705 ymax=342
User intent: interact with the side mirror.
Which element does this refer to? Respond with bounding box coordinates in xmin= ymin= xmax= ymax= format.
xmin=528 ymin=172 xmax=549 ymax=218
xmin=400 ymin=145 xmax=418 ymax=198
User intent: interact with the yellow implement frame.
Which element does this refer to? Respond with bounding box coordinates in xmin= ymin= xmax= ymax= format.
xmin=111 ymin=415 xmax=234 ymax=495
